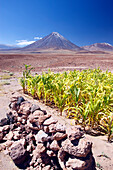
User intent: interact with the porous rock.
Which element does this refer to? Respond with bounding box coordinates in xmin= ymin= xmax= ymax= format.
xmin=53 ymin=132 xmax=67 ymax=141
xmin=0 ymin=132 xmax=3 ymax=141
xmin=62 ymin=138 xmax=92 ymax=158
xmin=50 ymin=140 xmax=60 ymax=151
xmin=66 ymin=126 xmax=84 ymax=141
xmin=18 ymin=101 xmax=32 ymax=115
xmin=35 ymin=130 xmax=48 ymax=143
xmin=0 ymin=96 xmax=95 ymax=170
xmin=43 ymin=117 xmax=58 ymax=125
xmin=9 ymin=140 xmax=28 ymax=165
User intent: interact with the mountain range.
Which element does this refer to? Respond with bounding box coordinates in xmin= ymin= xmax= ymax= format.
xmin=82 ymin=43 xmax=113 ymax=51
xmin=0 ymin=44 xmax=17 ymax=50
xmin=0 ymin=32 xmax=113 ymax=52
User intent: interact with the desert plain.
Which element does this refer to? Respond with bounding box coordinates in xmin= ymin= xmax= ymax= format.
xmin=0 ymin=50 xmax=113 ymax=170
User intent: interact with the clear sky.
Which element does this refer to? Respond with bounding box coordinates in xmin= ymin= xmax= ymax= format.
xmin=0 ymin=0 xmax=113 ymax=47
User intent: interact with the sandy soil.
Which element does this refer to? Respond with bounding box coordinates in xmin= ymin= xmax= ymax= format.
xmin=0 ymin=50 xmax=113 ymax=169
xmin=0 ymin=50 xmax=113 ymax=73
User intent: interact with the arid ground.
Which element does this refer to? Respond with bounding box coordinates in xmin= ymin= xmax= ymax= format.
xmin=0 ymin=50 xmax=113 ymax=73
xmin=0 ymin=50 xmax=113 ymax=169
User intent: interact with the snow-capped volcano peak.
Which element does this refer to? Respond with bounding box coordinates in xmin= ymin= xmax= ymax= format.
xmin=102 ymin=43 xmax=112 ymax=46
xmin=51 ymin=32 xmax=64 ymax=39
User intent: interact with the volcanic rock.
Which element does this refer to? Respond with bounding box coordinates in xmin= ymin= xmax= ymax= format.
xmin=43 ymin=117 xmax=58 ymax=125
xmin=53 ymin=132 xmax=67 ymax=141
xmin=62 ymin=138 xmax=92 ymax=158
xmin=50 ymin=140 xmax=60 ymax=151
xmin=35 ymin=130 xmax=48 ymax=143
xmin=9 ymin=140 xmax=29 ymax=165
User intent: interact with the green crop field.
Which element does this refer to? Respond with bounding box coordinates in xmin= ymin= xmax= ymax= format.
xmin=20 ymin=65 xmax=113 ymax=142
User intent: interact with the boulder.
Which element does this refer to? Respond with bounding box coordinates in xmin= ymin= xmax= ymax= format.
xmin=9 ymin=140 xmax=29 ymax=165
xmin=62 ymin=138 xmax=92 ymax=158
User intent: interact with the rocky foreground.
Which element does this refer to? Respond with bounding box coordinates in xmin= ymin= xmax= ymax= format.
xmin=0 ymin=96 xmax=96 ymax=170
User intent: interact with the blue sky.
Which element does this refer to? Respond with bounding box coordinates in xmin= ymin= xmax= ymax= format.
xmin=0 ymin=0 xmax=113 ymax=47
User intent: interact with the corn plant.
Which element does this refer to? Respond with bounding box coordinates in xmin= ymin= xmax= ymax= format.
xmin=20 ymin=66 xmax=113 ymax=139
xmin=20 ymin=64 xmax=33 ymax=93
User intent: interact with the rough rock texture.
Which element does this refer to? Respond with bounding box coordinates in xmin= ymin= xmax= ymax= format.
xmin=0 ymin=96 xmax=96 ymax=169
xmin=9 ymin=140 xmax=28 ymax=165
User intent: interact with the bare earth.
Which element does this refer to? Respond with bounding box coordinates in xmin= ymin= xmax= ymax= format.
xmin=0 ymin=50 xmax=113 ymax=169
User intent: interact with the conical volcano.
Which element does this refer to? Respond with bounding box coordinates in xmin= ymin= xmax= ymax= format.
xmin=23 ymin=32 xmax=82 ymax=51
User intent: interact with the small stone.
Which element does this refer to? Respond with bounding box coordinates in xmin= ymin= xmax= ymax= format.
xmin=53 ymin=132 xmax=67 ymax=141
xmin=2 ymin=125 xmax=10 ymax=131
xmin=36 ymin=143 xmax=46 ymax=153
xmin=17 ymin=117 xmax=22 ymax=122
xmin=9 ymin=141 xmax=29 ymax=165
xmin=0 ymin=132 xmax=3 ymax=141
xmin=27 ymin=144 xmax=32 ymax=152
xmin=66 ymin=157 xmax=86 ymax=169
xmin=66 ymin=126 xmax=83 ymax=141
xmin=58 ymin=148 xmax=67 ymax=169
xmin=27 ymin=120 xmax=40 ymax=131
xmin=30 ymin=104 xmax=40 ymax=113
xmin=33 ymin=110 xmax=45 ymax=118
xmin=47 ymin=150 xmax=56 ymax=157
xmin=0 ymin=118 xmax=8 ymax=126
xmin=0 ymin=127 xmax=3 ymax=132
xmin=43 ymin=117 xmax=58 ymax=125
xmin=18 ymin=101 xmax=32 ymax=115
xmin=3 ymin=131 xmax=13 ymax=140
xmin=48 ymin=124 xmax=56 ymax=133
xmin=3 ymin=140 xmax=14 ymax=148
xmin=38 ymin=114 xmax=51 ymax=125
xmin=50 ymin=140 xmax=60 ymax=151
xmin=43 ymin=126 xmax=49 ymax=133
xmin=35 ymin=130 xmax=48 ymax=143
xmin=42 ymin=165 xmax=51 ymax=170
xmin=22 ymin=119 xmax=26 ymax=124
xmin=41 ymin=152 xmax=51 ymax=165
xmin=13 ymin=131 xmax=21 ymax=140
xmin=56 ymin=123 xmax=66 ymax=132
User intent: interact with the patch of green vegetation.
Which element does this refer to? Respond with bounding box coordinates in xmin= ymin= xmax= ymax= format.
xmin=20 ymin=65 xmax=113 ymax=142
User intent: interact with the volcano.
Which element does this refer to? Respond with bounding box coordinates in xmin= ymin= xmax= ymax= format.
xmin=22 ymin=32 xmax=83 ymax=51
xmin=82 ymin=43 xmax=113 ymax=51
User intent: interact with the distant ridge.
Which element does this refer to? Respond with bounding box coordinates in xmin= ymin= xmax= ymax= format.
xmin=82 ymin=43 xmax=113 ymax=51
xmin=0 ymin=44 xmax=17 ymax=50
xmin=22 ymin=32 xmax=83 ymax=51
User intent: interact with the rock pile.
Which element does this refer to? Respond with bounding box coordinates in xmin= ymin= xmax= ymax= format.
xmin=0 ymin=96 xmax=96 ymax=170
